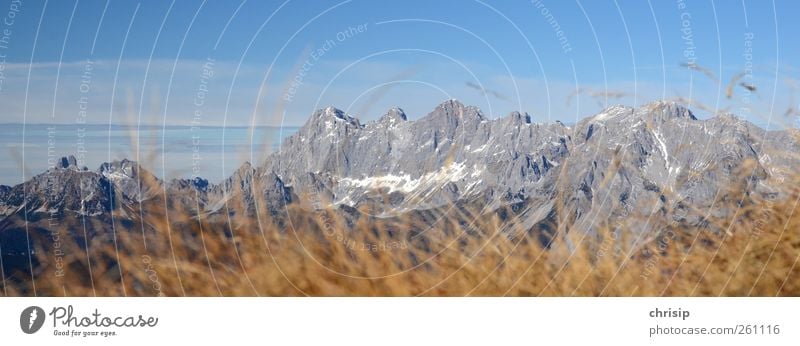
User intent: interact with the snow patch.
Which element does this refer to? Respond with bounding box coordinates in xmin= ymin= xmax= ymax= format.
xmin=338 ymin=162 xmax=468 ymax=195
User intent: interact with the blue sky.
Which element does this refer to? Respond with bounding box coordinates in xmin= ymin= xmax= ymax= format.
xmin=0 ymin=0 xmax=798 ymax=127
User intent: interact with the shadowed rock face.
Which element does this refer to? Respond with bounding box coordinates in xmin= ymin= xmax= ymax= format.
xmin=1 ymin=100 xmax=797 ymax=249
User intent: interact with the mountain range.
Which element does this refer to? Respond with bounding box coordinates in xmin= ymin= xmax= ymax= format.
xmin=1 ymin=100 xmax=797 ymax=276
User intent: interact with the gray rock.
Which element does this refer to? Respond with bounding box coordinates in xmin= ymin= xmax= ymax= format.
xmin=1 ymin=100 xmax=796 ymax=248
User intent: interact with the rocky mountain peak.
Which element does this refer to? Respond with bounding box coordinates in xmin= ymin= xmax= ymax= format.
xmin=508 ymin=111 xmax=532 ymax=124
xmin=56 ymin=155 xmax=80 ymax=170
xmin=98 ymin=159 xmax=139 ymax=179
xmin=298 ymin=106 xmax=363 ymax=136
xmin=323 ymin=106 xmax=361 ymax=126
xmin=96 ymin=158 xmax=163 ymax=202
xmin=379 ymin=107 xmax=408 ymax=125
xmin=423 ymin=99 xmax=486 ymax=126
xmin=642 ymin=100 xmax=697 ymax=121
xmin=437 ymin=98 xmax=465 ymax=111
